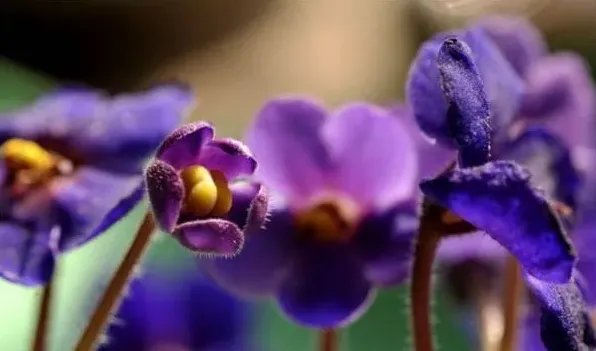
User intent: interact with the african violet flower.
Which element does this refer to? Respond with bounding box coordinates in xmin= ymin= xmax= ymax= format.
xmin=103 ymin=262 xmax=253 ymax=351
xmin=0 ymin=85 xmax=191 ymax=286
xmin=203 ymin=97 xmax=419 ymax=328
xmin=145 ymin=121 xmax=268 ymax=257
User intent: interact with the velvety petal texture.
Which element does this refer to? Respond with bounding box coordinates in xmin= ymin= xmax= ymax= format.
xmin=437 ymin=38 xmax=491 ymax=167
xmin=421 ymin=161 xmax=575 ymax=283
xmin=526 ymin=275 xmax=596 ymax=351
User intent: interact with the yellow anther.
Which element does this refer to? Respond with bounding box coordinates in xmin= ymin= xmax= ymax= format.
xmin=180 ymin=166 xmax=212 ymax=190
xmin=210 ymin=171 xmax=233 ymax=217
xmin=295 ymin=203 xmax=349 ymax=243
xmin=186 ymin=176 xmax=218 ymax=217
xmin=0 ymin=138 xmax=55 ymax=172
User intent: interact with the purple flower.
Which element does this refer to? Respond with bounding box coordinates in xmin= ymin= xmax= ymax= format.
xmin=204 ymin=97 xmax=419 ymax=328
xmin=0 ymin=85 xmax=191 ymax=286
xmin=102 ymin=263 xmax=254 ymax=351
xmin=144 ymin=122 xmax=268 ymax=257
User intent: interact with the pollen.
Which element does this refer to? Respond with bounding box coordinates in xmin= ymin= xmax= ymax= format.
xmin=181 ymin=165 xmax=233 ymax=218
xmin=0 ymin=138 xmax=55 ymax=172
xmin=295 ymin=202 xmax=353 ymax=243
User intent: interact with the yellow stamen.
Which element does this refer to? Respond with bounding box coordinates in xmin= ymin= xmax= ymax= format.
xmin=0 ymin=138 xmax=55 ymax=172
xmin=210 ymin=171 xmax=233 ymax=217
xmin=295 ymin=203 xmax=350 ymax=243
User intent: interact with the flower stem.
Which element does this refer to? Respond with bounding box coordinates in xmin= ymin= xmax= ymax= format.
xmin=499 ymin=256 xmax=522 ymax=351
xmin=32 ymin=275 xmax=55 ymax=351
xmin=320 ymin=329 xmax=338 ymax=351
xmin=475 ymin=293 xmax=503 ymax=351
xmin=411 ymin=216 xmax=440 ymax=351
xmin=74 ymin=211 xmax=155 ymax=351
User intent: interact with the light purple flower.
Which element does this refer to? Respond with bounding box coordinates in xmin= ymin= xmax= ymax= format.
xmin=204 ymin=97 xmax=419 ymax=328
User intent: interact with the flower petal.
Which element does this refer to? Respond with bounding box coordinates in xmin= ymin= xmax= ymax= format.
xmin=145 ymin=159 xmax=184 ymax=233
xmin=0 ymin=84 xmax=193 ymax=173
xmin=204 ymin=209 xmax=296 ymax=298
xmin=0 ymin=222 xmax=56 ymax=286
xmin=437 ymin=231 xmax=507 ymax=263
xmin=199 ymin=139 xmax=257 ymax=180
xmin=175 ymin=219 xmax=244 ymax=257
xmin=521 ymin=53 xmax=596 ymax=149
xmin=526 ymin=275 xmax=596 ymax=351
xmin=438 ymin=38 xmax=491 ymax=167
xmin=52 ymin=167 xmax=143 ymax=251
xmin=277 ymin=243 xmax=375 ymax=328
xmin=156 ymin=121 xmax=215 ymax=170
xmin=226 ymin=181 xmax=269 ymax=234
xmin=420 ymin=160 xmax=575 ymax=282
xmin=322 ymin=104 xmax=417 ymax=208
xmin=473 ymin=16 xmax=546 ymax=75
xmin=502 ymin=128 xmax=580 ymax=210
xmin=245 ymin=97 xmax=331 ymax=204
xmin=352 ymin=201 xmax=418 ymax=287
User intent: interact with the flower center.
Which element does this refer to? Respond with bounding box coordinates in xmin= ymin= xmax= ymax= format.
xmin=294 ymin=201 xmax=355 ymax=243
xmin=0 ymin=138 xmax=73 ymax=197
xmin=180 ymin=165 xmax=233 ymax=217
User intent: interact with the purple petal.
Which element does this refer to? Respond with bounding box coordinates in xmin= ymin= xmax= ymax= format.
xmin=438 ymin=38 xmax=491 ymax=167
xmin=175 ymin=219 xmax=244 ymax=257
xmin=0 ymin=222 xmax=56 ymax=286
xmin=502 ymin=128 xmax=580 ymax=210
xmin=352 ymin=201 xmax=418 ymax=287
xmin=521 ymin=53 xmax=596 ymax=149
xmin=437 ymin=231 xmax=507 ymax=264
xmin=245 ymin=97 xmax=331 ymax=204
xmin=52 ymin=167 xmax=143 ymax=251
xmin=322 ymin=104 xmax=417 ymax=209
xmin=0 ymin=85 xmax=193 ymax=173
xmin=277 ymin=243 xmax=374 ymax=328
xmin=204 ymin=209 xmax=296 ymax=298
xmin=421 ymin=161 xmax=575 ymax=283
xmin=156 ymin=122 xmax=215 ymax=170
xmin=473 ymin=16 xmax=546 ymax=75
xmin=520 ymin=315 xmax=547 ymax=351
xmin=526 ymin=275 xmax=596 ymax=351
xmin=145 ymin=159 xmax=184 ymax=232
xmin=226 ymin=182 xmax=269 ymax=234
xmin=199 ymin=139 xmax=257 ymax=180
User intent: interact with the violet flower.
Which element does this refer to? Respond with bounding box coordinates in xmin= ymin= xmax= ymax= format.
xmin=144 ymin=122 xmax=269 ymax=257
xmin=0 ymin=85 xmax=191 ymax=286
xmin=204 ymin=98 xmax=419 ymax=328
xmin=103 ymin=263 xmax=253 ymax=351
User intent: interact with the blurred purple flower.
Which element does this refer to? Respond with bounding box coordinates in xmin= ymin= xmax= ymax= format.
xmin=145 ymin=122 xmax=268 ymax=257
xmin=204 ymin=97 xmax=419 ymax=328
xmin=103 ymin=264 xmax=253 ymax=351
xmin=0 ymin=85 xmax=192 ymax=286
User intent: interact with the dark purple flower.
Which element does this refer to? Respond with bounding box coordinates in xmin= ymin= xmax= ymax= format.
xmin=204 ymin=97 xmax=419 ymax=328
xmin=102 ymin=263 xmax=253 ymax=351
xmin=0 ymin=85 xmax=191 ymax=286
xmin=145 ymin=122 xmax=268 ymax=257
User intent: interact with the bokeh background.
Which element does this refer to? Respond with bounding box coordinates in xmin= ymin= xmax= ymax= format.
xmin=0 ymin=0 xmax=595 ymax=350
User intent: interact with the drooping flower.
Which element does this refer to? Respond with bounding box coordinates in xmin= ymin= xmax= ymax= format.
xmin=103 ymin=259 xmax=254 ymax=351
xmin=0 ymin=85 xmax=192 ymax=286
xmin=144 ymin=122 xmax=269 ymax=257
xmin=204 ymin=97 xmax=419 ymax=328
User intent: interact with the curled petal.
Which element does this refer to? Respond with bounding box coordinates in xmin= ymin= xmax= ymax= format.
xmin=145 ymin=160 xmax=184 ymax=233
xmin=421 ymin=161 xmax=575 ymax=283
xmin=245 ymin=97 xmax=331 ymax=204
xmin=526 ymin=275 xmax=596 ymax=351
xmin=52 ymin=167 xmax=143 ymax=251
xmin=521 ymin=53 xmax=596 ymax=149
xmin=473 ymin=16 xmax=546 ymax=75
xmin=277 ymin=243 xmax=375 ymax=328
xmin=156 ymin=121 xmax=215 ymax=170
xmin=322 ymin=104 xmax=417 ymax=208
xmin=438 ymin=38 xmax=491 ymax=167
xmin=199 ymin=139 xmax=257 ymax=180
xmin=175 ymin=219 xmax=244 ymax=257
xmin=205 ymin=210 xmax=295 ymax=298
xmin=227 ymin=182 xmax=269 ymax=234
xmin=0 ymin=222 xmax=56 ymax=286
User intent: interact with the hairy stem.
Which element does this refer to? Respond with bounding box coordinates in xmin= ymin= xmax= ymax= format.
xmin=499 ymin=256 xmax=522 ymax=351
xmin=74 ymin=212 xmax=155 ymax=351
xmin=320 ymin=329 xmax=338 ymax=351
xmin=32 ymin=275 xmax=55 ymax=351
xmin=411 ymin=217 xmax=440 ymax=351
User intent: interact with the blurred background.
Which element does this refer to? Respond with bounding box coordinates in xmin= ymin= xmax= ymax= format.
xmin=0 ymin=0 xmax=595 ymax=350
